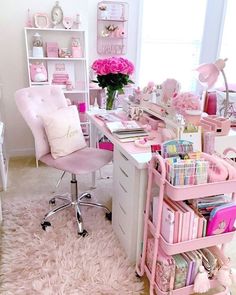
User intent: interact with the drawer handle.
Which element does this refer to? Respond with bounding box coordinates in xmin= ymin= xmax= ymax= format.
xmin=119 ymin=203 xmax=126 ymax=215
xmin=119 ymin=182 xmax=127 ymax=193
xmin=120 ymin=167 xmax=128 ymax=178
xmin=119 ymin=151 xmax=128 ymax=161
xmin=119 ymin=224 xmax=125 ymax=235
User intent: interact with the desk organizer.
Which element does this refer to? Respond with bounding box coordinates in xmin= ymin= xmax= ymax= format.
xmin=200 ymin=115 xmax=231 ymax=136
xmin=136 ymin=150 xmax=236 ymax=295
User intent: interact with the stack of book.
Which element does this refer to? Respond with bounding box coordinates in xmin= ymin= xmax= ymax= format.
xmin=146 ymin=239 xmax=223 ymax=291
xmin=105 ymin=120 xmax=148 ymax=142
xmin=152 ymin=195 xmax=235 ymax=243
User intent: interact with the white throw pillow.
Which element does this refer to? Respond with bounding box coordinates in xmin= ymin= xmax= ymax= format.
xmin=41 ymin=105 xmax=87 ymax=159
xmin=216 ymin=90 xmax=236 ymax=119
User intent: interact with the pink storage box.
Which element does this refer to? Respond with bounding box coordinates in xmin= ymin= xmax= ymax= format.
xmin=98 ymin=142 xmax=114 ymax=151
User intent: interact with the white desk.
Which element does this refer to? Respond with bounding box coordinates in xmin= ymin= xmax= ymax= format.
xmin=87 ymin=109 xmax=161 ymax=262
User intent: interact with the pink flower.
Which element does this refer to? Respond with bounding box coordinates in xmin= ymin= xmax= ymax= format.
xmin=172 ymin=92 xmax=201 ymax=114
xmin=91 ymin=57 xmax=135 ymax=76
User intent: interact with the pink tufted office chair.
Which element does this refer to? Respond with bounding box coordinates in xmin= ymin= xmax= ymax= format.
xmin=15 ymin=86 xmax=113 ymax=236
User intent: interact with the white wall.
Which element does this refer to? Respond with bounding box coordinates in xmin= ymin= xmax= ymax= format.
xmin=0 ymin=0 xmax=140 ymax=157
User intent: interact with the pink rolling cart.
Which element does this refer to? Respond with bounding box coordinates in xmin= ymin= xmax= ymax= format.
xmin=136 ymin=149 xmax=236 ymax=295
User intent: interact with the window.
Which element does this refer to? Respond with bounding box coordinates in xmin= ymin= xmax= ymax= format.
xmin=219 ymin=0 xmax=236 ymax=85
xmin=138 ymin=0 xmax=207 ymax=91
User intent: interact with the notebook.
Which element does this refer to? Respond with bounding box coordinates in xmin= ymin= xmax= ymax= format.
xmin=173 ymin=254 xmax=188 ymax=289
xmin=189 ymin=204 xmax=205 ymax=238
xmin=181 ymin=253 xmax=194 ymax=286
xmin=186 ymin=250 xmax=202 ymax=284
xmin=146 ymin=238 xmax=175 ymax=292
xmin=173 ymin=201 xmax=190 ymax=242
xmin=155 ymin=246 xmax=176 ymax=292
xmin=165 ymin=197 xmax=183 ymax=243
xmin=161 ymin=200 xmax=175 ymax=243
xmin=178 ymin=201 xmax=199 ymax=240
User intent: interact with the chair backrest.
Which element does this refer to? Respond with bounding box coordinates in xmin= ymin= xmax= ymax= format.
xmin=15 ymin=85 xmax=67 ymax=159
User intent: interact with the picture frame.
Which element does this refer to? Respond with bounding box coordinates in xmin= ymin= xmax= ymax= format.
xmin=34 ymin=13 xmax=50 ymax=29
xmin=51 ymin=1 xmax=64 ymax=26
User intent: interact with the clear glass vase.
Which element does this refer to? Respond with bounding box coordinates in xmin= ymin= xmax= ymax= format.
xmin=106 ymin=89 xmax=118 ymax=110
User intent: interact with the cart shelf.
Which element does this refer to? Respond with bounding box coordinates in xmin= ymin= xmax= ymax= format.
xmin=152 ymin=168 xmax=236 ymax=201
xmin=137 ymin=152 xmax=236 ymax=294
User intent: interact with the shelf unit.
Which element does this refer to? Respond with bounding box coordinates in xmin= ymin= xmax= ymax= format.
xmin=97 ymin=1 xmax=128 ymax=55
xmin=136 ymin=153 xmax=235 ymax=295
xmin=24 ymin=27 xmax=90 ymax=160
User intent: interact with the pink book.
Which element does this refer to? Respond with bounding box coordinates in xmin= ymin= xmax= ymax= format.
xmin=181 ymin=252 xmax=194 ymax=286
xmin=165 ymin=197 xmax=182 ymax=243
xmin=178 ymin=201 xmax=198 ymax=240
xmin=174 ymin=202 xmax=190 ymax=242
xmin=161 ymin=200 xmax=175 ymax=243
xmin=189 ymin=204 xmax=203 ymax=238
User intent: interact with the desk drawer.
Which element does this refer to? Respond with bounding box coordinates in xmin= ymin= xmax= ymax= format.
xmin=117 ymin=180 xmax=131 ymax=214
xmin=114 ymin=149 xmax=134 ymax=177
xmin=117 ymin=165 xmax=130 ymax=193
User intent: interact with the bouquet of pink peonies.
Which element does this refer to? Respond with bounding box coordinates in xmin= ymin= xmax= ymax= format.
xmin=171 ymin=92 xmax=202 ymax=124
xmin=171 ymin=92 xmax=201 ymax=115
xmin=91 ymin=57 xmax=134 ymax=110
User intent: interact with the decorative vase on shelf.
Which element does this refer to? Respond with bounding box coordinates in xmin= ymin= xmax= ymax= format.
xmin=106 ymin=88 xmax=118 ymax=110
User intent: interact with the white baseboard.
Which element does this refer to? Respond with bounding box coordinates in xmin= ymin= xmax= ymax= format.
xmin=8 ymin=148 xmax=35 ymax=158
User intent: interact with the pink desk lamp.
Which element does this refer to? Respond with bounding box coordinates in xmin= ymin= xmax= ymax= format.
xmin=196 ymin=58 xmax=229 ymax=118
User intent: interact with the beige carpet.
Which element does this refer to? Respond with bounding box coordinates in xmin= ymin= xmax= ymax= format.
xmin=1 ymin=157 xmax=236 ymax=294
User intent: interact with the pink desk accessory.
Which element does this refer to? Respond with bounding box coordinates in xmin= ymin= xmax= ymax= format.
xmin=200 ymin=115 xmax=231 ymax=136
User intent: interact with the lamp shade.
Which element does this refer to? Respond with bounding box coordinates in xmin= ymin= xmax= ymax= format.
xmin=196 ymin=59 xmax=226 ymax=88
xmin=196 ymin=58 xmax=229 ymax=118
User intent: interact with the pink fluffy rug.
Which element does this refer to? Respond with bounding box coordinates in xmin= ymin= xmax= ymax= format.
xmin=0 ymin=198 xmax=143 ymax=294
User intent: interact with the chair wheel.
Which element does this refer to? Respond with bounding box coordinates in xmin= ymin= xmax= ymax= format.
xmin=106 ymin=212 xmax=112 ymax=221
xmin=41 ymin=221 xmax=51 ymax=231
xmin=85 ymin=193 xmax=91 ymax=199
xmin=78 ymin=229 xmax=88 ymax=237
xmin=49 ymin=198 xmax=56 ymax=205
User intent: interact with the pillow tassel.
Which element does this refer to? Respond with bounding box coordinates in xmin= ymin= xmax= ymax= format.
xmin=193 ymin=265 xmax=211 ymax=293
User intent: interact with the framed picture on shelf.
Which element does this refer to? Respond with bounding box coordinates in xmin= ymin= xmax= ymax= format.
xmin=34 ymin=13 xmax=50 ymax=28
xmin=47 ymin=61 xmax=75 ymax=89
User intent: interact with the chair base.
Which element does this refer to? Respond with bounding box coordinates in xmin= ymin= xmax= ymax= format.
xmin=41 ymin=174 xmax=111 ymax=235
